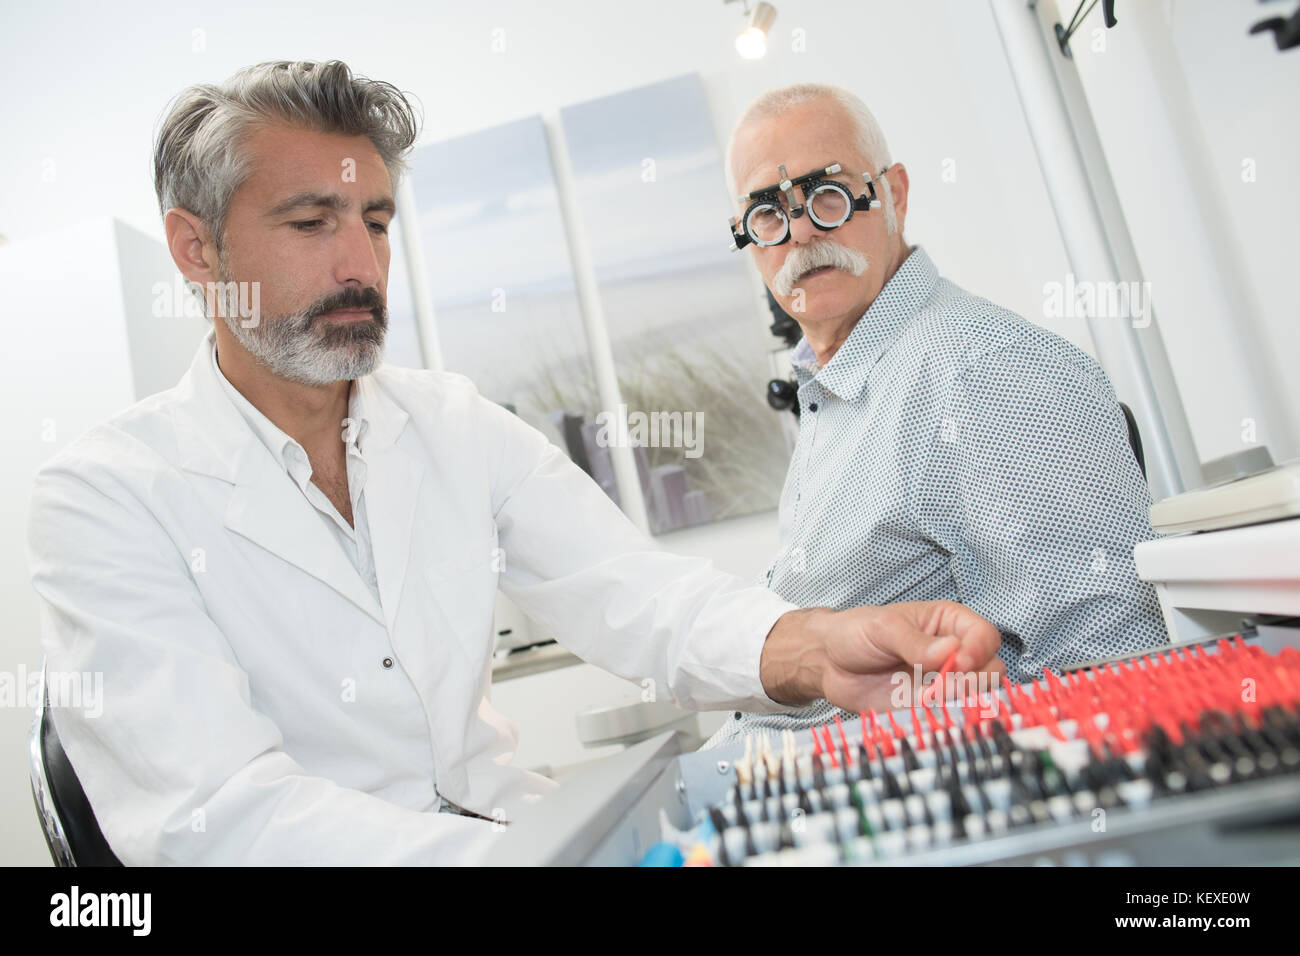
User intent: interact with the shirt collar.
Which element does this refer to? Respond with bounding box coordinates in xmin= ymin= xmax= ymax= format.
xmin=211 ymin=339 xmax=371 ymax=470
xmin=792 ymin=245 xmax=938 ymax=400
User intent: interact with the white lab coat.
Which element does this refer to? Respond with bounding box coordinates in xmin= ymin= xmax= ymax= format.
xmin=26 ymin=329 xmax=796 ymax=865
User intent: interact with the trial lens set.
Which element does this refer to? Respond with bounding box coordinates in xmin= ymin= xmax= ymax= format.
xmin=651 ymin=637 xmax=1300 ymax=866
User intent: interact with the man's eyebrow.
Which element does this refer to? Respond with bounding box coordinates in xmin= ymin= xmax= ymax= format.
xmin=265 ymin=191 xmax=396 ymax=218
xmin=266 ymin=191 xmax=343 ymax=217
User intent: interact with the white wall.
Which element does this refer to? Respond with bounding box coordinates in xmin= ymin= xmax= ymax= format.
xmin=117 ymin=221 xmax=213 ymax=398
xmin=1070 ymin=0 xmax=1300 ymax=465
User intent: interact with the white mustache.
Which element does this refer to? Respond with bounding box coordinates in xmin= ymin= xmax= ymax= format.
xmin=773 ymin=241 xmax=869 ymax=297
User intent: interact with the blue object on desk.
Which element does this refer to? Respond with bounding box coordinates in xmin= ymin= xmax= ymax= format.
xmin=639 ymin=842 xmax=684 ymax=867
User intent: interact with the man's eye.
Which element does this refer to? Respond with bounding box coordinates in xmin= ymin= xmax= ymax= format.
xmin=290 ymin=219 xmax=324 ymax=231
xmin=368 ymin=221 xmax=389 ymax=235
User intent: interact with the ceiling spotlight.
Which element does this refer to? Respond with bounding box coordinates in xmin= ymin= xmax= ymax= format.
xmin=729 ymin=1 xmax=777 ymax=60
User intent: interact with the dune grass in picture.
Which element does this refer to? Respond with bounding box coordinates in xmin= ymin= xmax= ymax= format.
xmin=527 ymin=341 xmax=790 ymax=532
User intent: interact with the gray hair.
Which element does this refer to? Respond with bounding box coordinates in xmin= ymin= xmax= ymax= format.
xmin=726 ymin=82 xmax=898 ymax=233
xmin=152 ymin=60 xmax=421 ymax=252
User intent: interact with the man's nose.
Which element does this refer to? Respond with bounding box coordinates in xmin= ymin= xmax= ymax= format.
xmin=787 ymin=208 xmax=821 ymax=244
xmin=333 ymin=217 xmax=382 ymax=287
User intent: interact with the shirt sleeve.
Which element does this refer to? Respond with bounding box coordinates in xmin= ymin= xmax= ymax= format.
xmin=475 ymin=394 xmax=798 ymax=714
xmin=27 ymin=449 xmax=498 ymax=865
xmin=913 ymin=339 xmax=1168 ymax=681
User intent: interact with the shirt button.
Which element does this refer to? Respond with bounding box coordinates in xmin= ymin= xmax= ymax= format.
xmin=734 ymin=711 xmax=742 ymax=720
xmin=808 ymin=402 xmax=819 ymax=412
xmin=381 ymin=657 xmax=394 ymax=669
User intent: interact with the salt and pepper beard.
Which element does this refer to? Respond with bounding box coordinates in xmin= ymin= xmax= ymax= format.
xmin=212 ymin=269 xmax=388 ymax=387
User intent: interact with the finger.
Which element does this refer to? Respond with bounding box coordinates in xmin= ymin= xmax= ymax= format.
xmin=930 ymin=602 xmax=1001 ymax=671
xmin=922 ymin=636 xmax=959 ymax=671
xmin=890 ymin=601 xmax=998 ymax=671
xmin=876 ymin=621 xmax=956 ymax=673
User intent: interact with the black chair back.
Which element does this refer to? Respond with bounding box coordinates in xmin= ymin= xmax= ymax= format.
xmin=35 ymin=689 xmax=123 ymax=867
xmin=1119 ymin=401 xmax=1146 ymax=479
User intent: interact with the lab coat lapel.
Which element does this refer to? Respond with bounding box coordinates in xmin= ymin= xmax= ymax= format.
xmin=223 ymin=468 xmax=386 ymax=625
xmin=352 ymin=375 xmax=423 ymax=636
xmin=171 ymin=330 xmax=385 ymax=626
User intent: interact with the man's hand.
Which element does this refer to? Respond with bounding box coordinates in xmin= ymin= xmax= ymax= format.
xmin=759 ymin=601 xmax=1006 ymax=713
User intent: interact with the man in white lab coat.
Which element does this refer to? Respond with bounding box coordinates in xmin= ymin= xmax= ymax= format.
xmin=25 ymin=60 xmax=1005 ymax=865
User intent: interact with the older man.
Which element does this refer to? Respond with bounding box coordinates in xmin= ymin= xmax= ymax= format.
xmin=706 ymin=83 xmax=1166 ymax=748
xmin=25 ymin=62 xmax=1006 ymax=865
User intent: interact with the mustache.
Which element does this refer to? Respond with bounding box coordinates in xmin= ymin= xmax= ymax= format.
xmin=305 ymin=286 xmax=387 ymax=323
xmin=773 ymin=241 xmax=869 ymax=297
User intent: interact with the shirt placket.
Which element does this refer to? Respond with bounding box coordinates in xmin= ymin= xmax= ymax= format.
xmin=767 ymin=379 xmax=824 ymax=586
xmin=346 ymin=442 xmax=380 ymax=600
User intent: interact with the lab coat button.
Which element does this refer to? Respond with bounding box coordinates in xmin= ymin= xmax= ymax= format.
xmin=382 ymin=657 xmax=394 ymax=669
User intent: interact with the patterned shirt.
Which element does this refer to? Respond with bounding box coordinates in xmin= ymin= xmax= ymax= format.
xmin=704 ymin=245 xmax=1167 ymax=748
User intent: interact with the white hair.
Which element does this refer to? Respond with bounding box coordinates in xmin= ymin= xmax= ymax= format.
xmin=726 ymin=83 xmax=898 ymax=234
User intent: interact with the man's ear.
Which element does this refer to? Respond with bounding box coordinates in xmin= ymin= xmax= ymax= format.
xmin=888 ymin=163 xmax=909 ymax=234
xmin=163 ymin=207 xmax=219 ymax=287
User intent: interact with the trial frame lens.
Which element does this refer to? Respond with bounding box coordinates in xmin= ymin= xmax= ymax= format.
xmin=805 ymin=181 xmax=854 ymax=229
xmin=743 ymin=202 xmax=790 ymax=246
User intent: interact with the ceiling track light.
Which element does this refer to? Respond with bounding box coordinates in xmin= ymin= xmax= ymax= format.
xmin=726 ymin=0 xmax=777 ymax=59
